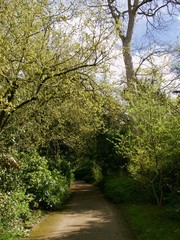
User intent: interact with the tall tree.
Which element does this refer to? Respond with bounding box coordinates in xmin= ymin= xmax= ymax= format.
xmin=107 ymin=0 xmax=180 ymax=85
xmin=0 ymin=0 xmax=112 ymax=134
xmin=82 ymin=0 xmax=180 ymax=86
xmin=116 ymin=82 xmax=180 ymax=206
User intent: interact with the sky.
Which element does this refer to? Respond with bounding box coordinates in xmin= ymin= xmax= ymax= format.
xmin=133 ymin=15 xmax=180 ymax=45
xmin=52 ymin=0 xmax=180 ymax=92
xmin=108 ymin=13 xmax=180 ymax=94
xmin=113 ymin=0 xmax=180 ymax=45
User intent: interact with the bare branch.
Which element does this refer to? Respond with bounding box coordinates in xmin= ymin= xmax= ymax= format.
xmin=107 ymin=0 xmax=125 ymax=40
xmin=138 ymin=3 xmax=169 ymax=17
xmin=134 ymin=0 xmax=153 ymax=12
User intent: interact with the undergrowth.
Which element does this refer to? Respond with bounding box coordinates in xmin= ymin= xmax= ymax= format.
xmin=122 ymin=204 xmax=180 ymax=240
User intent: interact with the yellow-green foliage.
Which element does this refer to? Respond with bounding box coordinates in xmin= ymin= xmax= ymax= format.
xmin=116 ymin=83 xmax=180 ymax=206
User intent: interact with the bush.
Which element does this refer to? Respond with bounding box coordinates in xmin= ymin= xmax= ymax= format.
xmin=19 ymin=151 xmax=70 ymax=209
xmin=104 ymin=173 xmax=146 ymax=203
xmin=92 ymin=164 xmax=103 ymax=184
xmin=0 ymin=189 xmax=30 ymax=239
xmin=38 ymin=170 xmax=70 ymax=209
xmin=0 ymin=226 xmax=18 ymax=240
xmin=48 ymin=157 xmax=74 ymax=186
xmin=0 ymin=150 xmax=71 ymax=239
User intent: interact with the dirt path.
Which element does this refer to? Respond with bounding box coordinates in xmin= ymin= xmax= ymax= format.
xmin=24 ymin=181 xmax=136 ymax=240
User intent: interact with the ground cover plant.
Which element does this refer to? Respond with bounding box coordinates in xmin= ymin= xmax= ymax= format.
xmin=122 ymin=204 xmax=180 ymax=240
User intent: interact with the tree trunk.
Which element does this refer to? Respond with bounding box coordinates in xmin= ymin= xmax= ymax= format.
xmin=122 ymin=39 xmax=135 ymax=87
xmin=107 ymin=0 xmax=138 ymax=88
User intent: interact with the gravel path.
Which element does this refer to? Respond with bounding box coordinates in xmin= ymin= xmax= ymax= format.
xmin=24 ymin=181 xmax=136 ymax=240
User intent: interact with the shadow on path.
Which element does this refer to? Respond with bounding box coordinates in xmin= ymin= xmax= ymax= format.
xmin=23 ymin=181 xmax=136 ymax=240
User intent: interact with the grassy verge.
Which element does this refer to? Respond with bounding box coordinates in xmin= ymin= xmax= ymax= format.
xmin=122 ymin=204 xmax=180 ymax=240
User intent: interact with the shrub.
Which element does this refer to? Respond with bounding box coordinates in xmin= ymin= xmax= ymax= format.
xmin=38 ymin=169 xmax=70 ymax=209
xmin=0 ymin=189 xmax=30 ymax=239
xmin=0 ymin=150 xmax=71 ymax=239
xmin=0 ymin=226 xmax=18 ymax=240
xmin=104 ymin=173 xmax=146 ymax=203
xmin=48 ymin=157 xmax=74 ymax=186
xmin=19 ymin=151 xmax=70 ymax=209
xmin=92 ymin=164 xmax=103 ymax=184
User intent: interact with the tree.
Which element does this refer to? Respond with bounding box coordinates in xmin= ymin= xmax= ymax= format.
xmin=0 ymin=1 xmax=124 ymax=236
xmin=116 ymin=82 xmax=180 ymax=206
xmin=108 ymin=0 xmax=180 ymax=85
xmin=0 ymin=0 xmax=112 ymax=135
xmin=2 ymin=69 xmax=116 ymax=148
xmin=81 ymin=0 xmax=180 ymax=86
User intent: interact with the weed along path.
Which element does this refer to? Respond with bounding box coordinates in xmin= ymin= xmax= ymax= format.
xmin=24 ymin=181 xmax=136 ymax=240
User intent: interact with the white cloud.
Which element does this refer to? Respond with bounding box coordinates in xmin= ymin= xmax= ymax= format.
xmin=177 ymin=15 xmax=180 ymax=21
xmin=107 ymin=46 xmax=179 ymax=95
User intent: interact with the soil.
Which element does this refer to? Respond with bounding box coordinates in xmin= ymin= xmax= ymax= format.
xmin=23 ymin=181 xmax=136 ymax=240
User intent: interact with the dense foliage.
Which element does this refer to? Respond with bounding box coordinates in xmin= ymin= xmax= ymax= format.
xmin=0 ymin=0 xmax=179 ymax=239
xmin=0 ymin=151 xmax=71 ymax=239
xmin=0 ymin=0 xmax=116 ymax=238
xmin=114 ymin=84 xmax=180 ymax=207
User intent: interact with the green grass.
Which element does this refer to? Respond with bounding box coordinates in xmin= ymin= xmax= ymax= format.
xmin=122 ymin=204 xmax=180 ymax=240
